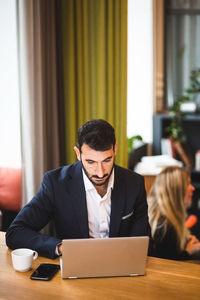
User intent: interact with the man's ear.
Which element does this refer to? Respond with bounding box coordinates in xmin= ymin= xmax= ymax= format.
xmin=74 ymin=146 xmax=81 ymax=161
xmin=114 ymin=143 xmax=118 ymax=156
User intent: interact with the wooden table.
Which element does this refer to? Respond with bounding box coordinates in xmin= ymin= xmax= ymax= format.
xmin=0 ymin=232 xmax=200 ymax=300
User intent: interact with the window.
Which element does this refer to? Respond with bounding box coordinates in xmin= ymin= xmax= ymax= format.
xmin=165 ymin=0 xmax=200 ymax=107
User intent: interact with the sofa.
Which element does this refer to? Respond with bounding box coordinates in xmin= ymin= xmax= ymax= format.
xmin=0 ymin=167 xmax=21 ymax=231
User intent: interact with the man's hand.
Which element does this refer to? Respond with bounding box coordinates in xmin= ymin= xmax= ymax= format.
xmin=185 ymin=235 xmax=200 ymax=255
xmin=57 ymin=243 xmax=63 ymax=255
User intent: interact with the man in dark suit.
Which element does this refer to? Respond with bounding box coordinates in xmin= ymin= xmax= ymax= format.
xmin=6 ymin=119 xmax=150 ymax=258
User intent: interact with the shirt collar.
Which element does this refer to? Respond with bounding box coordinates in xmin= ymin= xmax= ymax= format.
xmin=82 ymin=167 xmax=114 ymax=192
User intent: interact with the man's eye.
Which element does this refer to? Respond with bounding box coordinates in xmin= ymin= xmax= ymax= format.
xmin=87 ymin=161 xmax=94 ymax=165
xmin=104 ymin=159 xmax=111 ymax=163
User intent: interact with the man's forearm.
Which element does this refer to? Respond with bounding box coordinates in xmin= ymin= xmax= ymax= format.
xmin=6 ymin=225 xmax=62 ymax=259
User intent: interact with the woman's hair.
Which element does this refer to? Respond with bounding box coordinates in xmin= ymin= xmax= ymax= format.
xmin=148 ymin=166 xmax=190 ymax=251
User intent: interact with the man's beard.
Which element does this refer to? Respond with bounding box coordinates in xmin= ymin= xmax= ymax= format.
xmin=81 ymin=161 xmax=114 ymax=187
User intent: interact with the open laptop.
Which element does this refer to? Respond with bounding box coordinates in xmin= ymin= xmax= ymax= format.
xmin=60 ymin=236 xmax=149 ymax=279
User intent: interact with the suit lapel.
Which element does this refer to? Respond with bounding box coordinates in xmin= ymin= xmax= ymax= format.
xmin=109 ymin=166 xmax=125 ymax=237
xmin=66 ymin=162 xmax=89 ymax=237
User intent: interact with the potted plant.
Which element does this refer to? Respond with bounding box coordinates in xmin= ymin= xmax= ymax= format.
xmin=186 ymin=68 xmax=200 ymax=111
xmin=166 ymin=96 xmax=193 ymax=169
xmin=166 ymin=95 xmax=188 ymax=144
xmin=165 ymin=68 xmax=200 ymax=169
xmin=128 ymin=135 xmax=143 ymax=153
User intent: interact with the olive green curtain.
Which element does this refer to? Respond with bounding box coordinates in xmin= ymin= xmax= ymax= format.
xmin=60 ymin=0 xmax=127 ymax=167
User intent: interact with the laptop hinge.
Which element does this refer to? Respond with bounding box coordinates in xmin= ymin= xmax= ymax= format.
xmin=68 ymin=276 xmax=78 ymax=279
xmin=130 ymin=273 xmax=139 ymax=277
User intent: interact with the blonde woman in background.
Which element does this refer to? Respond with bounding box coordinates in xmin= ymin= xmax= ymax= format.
xmin=148 ymin=166 xmax=200 ymax=260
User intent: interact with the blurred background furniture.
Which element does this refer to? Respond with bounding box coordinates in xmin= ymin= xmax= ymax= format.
xmin=128 ymin=143 xmax=148 ymax=171
xmin=153 ymin=114 xmax=200 ymax=226
xmin=0 ymin=167 xmax=21 ymax=231
xmin=153 ymin=114 xmax=200 ymax=158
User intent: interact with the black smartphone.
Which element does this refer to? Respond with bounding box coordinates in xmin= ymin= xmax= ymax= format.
xmin=30 ymin=263 xmax=60 ymax=281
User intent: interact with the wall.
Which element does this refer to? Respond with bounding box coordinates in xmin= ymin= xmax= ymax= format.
xmin=127 ymin=0 xmax=153 ymax=143
xmin=0 ymin=0 xmax=21 ymax=167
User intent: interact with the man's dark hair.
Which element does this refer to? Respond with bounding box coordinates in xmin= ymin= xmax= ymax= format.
xmin=77 ymin=119 xmax=116 ymax=151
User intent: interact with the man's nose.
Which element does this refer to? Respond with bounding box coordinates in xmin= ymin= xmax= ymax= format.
xmin=96 ymin=163 xmax=104 ymax=178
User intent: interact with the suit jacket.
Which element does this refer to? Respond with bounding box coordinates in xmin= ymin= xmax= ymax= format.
xmin=6 ymin=162 xmax=150 ymax=258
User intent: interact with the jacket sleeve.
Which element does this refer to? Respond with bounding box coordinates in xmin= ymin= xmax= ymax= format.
xmin=6 ymin=173 xmax=62 ymax=259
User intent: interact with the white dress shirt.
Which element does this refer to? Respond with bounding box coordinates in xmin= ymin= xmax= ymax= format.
xmin=55 ymin=168 xmax=114 ymax=255
xmin=82 ymin=168 xmax=114 ymax=238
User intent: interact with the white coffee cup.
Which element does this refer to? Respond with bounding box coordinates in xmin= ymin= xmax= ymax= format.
xmin=11 ymin=248 xmax=38 ymax=272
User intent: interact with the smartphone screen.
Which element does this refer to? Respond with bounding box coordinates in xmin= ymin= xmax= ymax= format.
xmin=30 ymin=263 xmax=60 ymax=281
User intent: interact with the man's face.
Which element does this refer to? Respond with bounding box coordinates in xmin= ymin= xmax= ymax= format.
xmin=74 ymin=143 xmax=117 ymax=186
